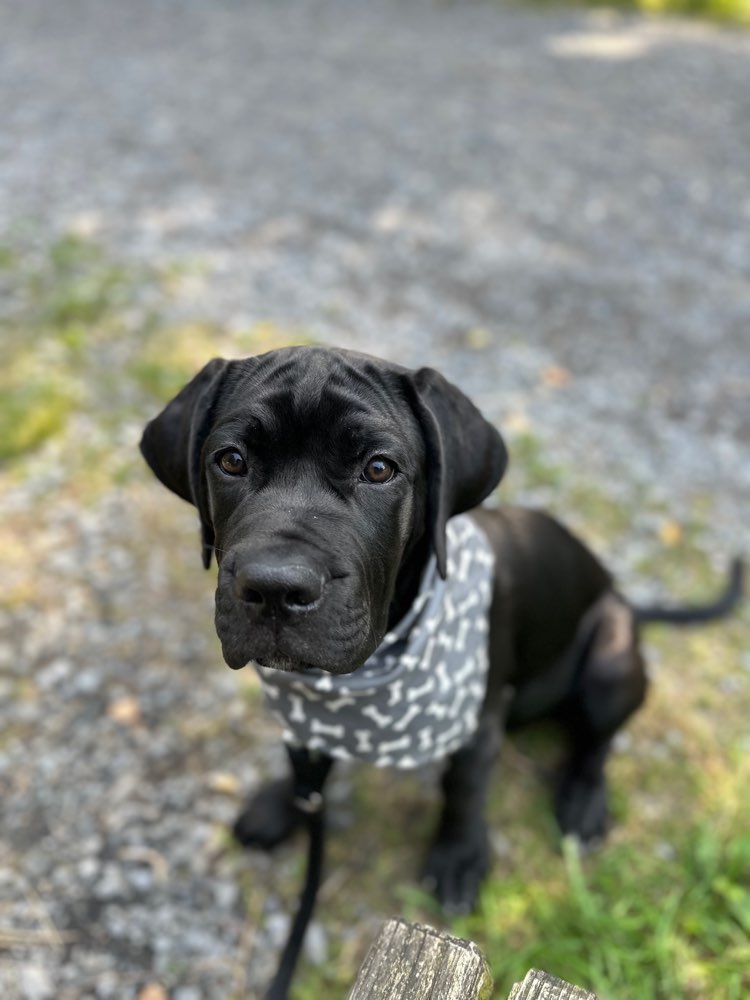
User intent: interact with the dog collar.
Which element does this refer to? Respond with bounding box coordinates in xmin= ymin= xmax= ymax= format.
xmin=254 ymin=515 xmax=495 ymax=769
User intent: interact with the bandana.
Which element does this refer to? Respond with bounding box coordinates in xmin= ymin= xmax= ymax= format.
xmin=254 ymin=515 xmax=495 ymax=769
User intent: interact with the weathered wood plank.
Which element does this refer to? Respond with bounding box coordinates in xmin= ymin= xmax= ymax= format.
xmin=346 ymin=918 xmax=493 ymax=1000
xmin=508 ymin=968 xmax=599 ymax=1000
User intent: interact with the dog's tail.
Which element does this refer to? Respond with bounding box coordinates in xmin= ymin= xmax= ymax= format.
xmin=633 ymin=555 xmax=744 ymax=626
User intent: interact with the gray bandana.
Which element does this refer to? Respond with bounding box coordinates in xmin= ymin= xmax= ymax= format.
xmin=254 ymin=515 xmax=495 ymax=769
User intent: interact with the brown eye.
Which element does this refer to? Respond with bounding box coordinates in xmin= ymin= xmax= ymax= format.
xmin=362 ymin=456 xmax=396 ymax=484
xmin=218 ymin=450 xmax=247 ymax=476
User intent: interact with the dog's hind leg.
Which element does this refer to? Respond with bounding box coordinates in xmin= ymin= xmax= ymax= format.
xmin=555 ymin=593 xmax=648 ymax=844
xmin=233 ymin=746 xmax=333 ymax=850
xmin=422 ymin=714 xmax=502 ymax=914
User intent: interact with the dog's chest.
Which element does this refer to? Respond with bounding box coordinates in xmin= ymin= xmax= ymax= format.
xmin=255 ymin=516 xmax=495 ymax=768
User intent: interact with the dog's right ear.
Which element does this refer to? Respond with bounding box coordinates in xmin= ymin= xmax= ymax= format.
xmin=405 ymin=366 xmax=508 ymax=579
xmin=140 ymin=357 xmax=229 ymax=568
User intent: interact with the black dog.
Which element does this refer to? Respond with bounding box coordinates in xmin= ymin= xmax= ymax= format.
xmin=141 ymin=345 xmax=742 ymax=918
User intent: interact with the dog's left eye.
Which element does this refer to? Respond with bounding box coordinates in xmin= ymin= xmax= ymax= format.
xmin=217 ymin=450 xmax=247 ymax=476
xmin=361 ymin=457 xmax=396 ymax=484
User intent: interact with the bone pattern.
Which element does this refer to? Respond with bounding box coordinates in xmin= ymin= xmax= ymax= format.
xmin=255 ymin=516 xmax=495 ymax=769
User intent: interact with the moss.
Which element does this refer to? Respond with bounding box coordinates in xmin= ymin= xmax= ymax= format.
xmin=130 ymin=322 xmax=315 ymax=402
xmin=636 ymin=0 xmax=750 ymax=22
xmin=0 ymin=371 xmax=77 ymax=461
xmin=505 ymin=432 xmax=566 ymax=492
xmin=0 ymin=245 xmax=18 ymax=270
xmin=508 ymin=0 xmax=750 ymax=25
xmin=0 ymin=231 xmax=317 ymax=491
xmin=30 ymin=233 xmax=132 ymax=328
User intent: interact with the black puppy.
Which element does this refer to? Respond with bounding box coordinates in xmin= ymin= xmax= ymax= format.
xmin=141 ymin=345 xmax=742 ymax=915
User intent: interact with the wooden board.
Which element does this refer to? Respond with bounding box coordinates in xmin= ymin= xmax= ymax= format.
xmin=346 ymin=918 xmax=493 ymax=1000
xmin=508 ymin=968 xmax=599 ymax=1000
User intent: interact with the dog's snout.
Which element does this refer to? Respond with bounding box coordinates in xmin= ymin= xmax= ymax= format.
xmin=233 ymin=558 xmax=325 ymax=612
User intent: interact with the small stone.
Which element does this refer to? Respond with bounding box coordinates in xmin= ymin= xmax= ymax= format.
xmin=490 ymin=830 xmax=512 ymax=859
xmin=94 ymin=863 xmax=127 ymax=901
xmin=612 ymin=731 xmax=633 ymax=753
xmin=19 ymin=966 xmax=54 ymax=1000
xmin=37 ymin=658 xmax=73 ymax=690
xmin=207 ymin=771 xmax=241 ymax=796
xmin=137 ymin=985 xmax=169 ymax=1000
xmin=265 ymin=912 xmax=290 ymax=949
xmin=719 ymin=675 xmax=743 ymax=695
xmin=465 ymin=327 xmax=491 ymax=350
xmin=126 ymin=865 xmax=155 ymax=893
xmin=107 ymin=695 xmax=141 ymax=726
xmin=74 ymin=669 xmax=102 ymax=694
xmin=212 ymin=880 xmax=239 ymax=910
xmin=658 ymin=520 xmax=683 ymax=547
xmin=654 ymin=841 xmax=677 ymax=862
xmin=174 ymin=988 xmax=202 ymax=1000
xmin=304 ymin=921 xmax=328 ymax=966
xmin=540 ymin=364 xmax=572 ymax=389
xmin=94 ymin=970 xmax=120 ymax=999
xmin=78 ymin=857 xmax=101 ymax=881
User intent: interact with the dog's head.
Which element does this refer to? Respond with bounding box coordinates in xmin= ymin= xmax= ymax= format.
xmin=140 ymin=346 xmax=507 ymax=674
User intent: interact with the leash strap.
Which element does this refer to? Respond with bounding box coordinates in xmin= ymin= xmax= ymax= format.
xmin=264 ymin=752 xmax=330 ymax=1000
xmin=261 ymin=687 xmax=516 ymax=998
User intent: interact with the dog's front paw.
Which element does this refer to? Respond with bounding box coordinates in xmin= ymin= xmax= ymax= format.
xmin=232 ymin=777 xmax=303 ymax=850
xmin=422 ymin=825 xmax=490 ymax=915
xmin=554 ymin=773 xmax=610 ymax=846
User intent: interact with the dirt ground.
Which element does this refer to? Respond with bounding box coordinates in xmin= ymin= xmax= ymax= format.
xmin=1 ymin=1 xmax=748 ymax=998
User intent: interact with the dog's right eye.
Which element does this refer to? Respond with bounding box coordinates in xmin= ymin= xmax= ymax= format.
xmin=361 ymin=456 xmax=396 ymax=484
xmin=217 ymin=450 xmax=247 ymax=476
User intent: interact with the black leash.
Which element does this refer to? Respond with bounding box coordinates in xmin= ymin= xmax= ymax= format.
xmin=264 ymin=755 xmax=329 ymax=1000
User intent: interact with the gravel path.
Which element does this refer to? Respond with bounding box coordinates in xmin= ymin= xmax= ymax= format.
xmin=1 ymin=1 xmax=749 ymax=997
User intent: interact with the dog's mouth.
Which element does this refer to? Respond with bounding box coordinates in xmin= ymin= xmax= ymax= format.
xmin=219 ymin=631 xmax=375 ymax=676
xmin=216 ymin=624 xmax=372 ymax=675
xmin=252 ymin=654 xmax=311 ymax=674
xmin=215 ymin=577 xmax=382 ymax=675
xmin=228 ymin=650 xmax=368 ymax=676
xmin=219 ymin=642 xmax=307 ymax=674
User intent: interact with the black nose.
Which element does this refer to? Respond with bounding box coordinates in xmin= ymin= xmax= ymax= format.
xmin=232 ymin=557 xmax=325 ymax=612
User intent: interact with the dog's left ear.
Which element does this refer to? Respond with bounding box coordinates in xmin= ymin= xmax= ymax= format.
xmin=140 ymin=358 xmax=230 ymax=568
xmin=406 ymin=367 xmax=508 ymax=578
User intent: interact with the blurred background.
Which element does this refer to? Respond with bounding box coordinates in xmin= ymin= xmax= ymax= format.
xmin=1 ymin=1 xmax=748 ymax=998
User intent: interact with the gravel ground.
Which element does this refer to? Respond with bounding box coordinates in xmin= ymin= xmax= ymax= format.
xmin=1 ymin=1 xmax=749 ymax=997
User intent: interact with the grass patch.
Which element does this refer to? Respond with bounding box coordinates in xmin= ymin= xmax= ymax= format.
xmin=633 ymin=0 xmax=750 ymax=23
xmin=31 ymin=232 xmax=132 ymax=328
xmin=0 ymin=368 xmax=77 ymax=461
xmin=456 ymin=824 xmax=750 ymax=998
xmin=0 ymin=233 xmax=138 ymax=462
xmin=506 ymin=431 xmax=566 ymax=492
xmin=510 ymin=0 xmax=750 ymax=26
xmin=0 ymin=232 xmax=311 ymax=485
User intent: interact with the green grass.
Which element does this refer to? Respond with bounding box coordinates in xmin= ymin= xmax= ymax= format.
xmin=510 ymin=0 xmax=750 ymax=26
xmin=456 ymin=821 xmax=750 ymax=998
xmin=627 ymin=0 xmax=749 ymax=23
xmin=0 ymin=370 xmax=77 ymax=461
xmin=0 ymin=233 xmax=308 ymax=478
xmin=0 ymin=233 xmax=136 ymax=462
